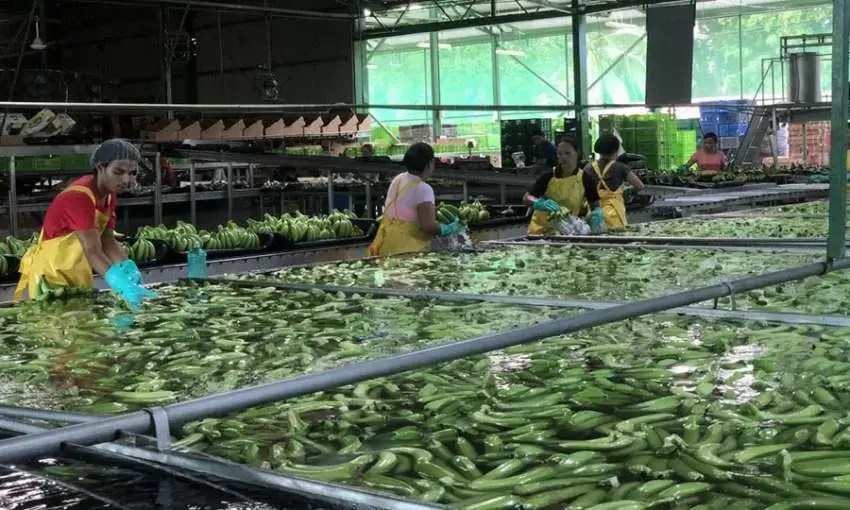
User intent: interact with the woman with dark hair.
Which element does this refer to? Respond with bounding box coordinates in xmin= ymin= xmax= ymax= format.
xmin=583 ymin=133 xmax=645 ymax=231
xmin=15 ymin=139 xmax=156 ymax=306
xmin=367 ymin=142 xmax=462 ymax=256
xmin=683 ymin=132 xmax=726 ymax=176
xmin=524 ymin=137 xmax=587 ymax=235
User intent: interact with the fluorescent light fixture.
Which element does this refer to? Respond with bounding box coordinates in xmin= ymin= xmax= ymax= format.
xmin=605 ymin=20 xmax=641 ymax=30
xmin=366 ymin=64 xmax=378 ymax=70
xmin=495 ymin=48 xmax=526 ymax=57
xmin=417 ymin=42 xmax=452 ymax=49
xmin=30 ymin=17 xmax=46 ymax=51
xmin=409 ymin=3 xmax=424 ymax=10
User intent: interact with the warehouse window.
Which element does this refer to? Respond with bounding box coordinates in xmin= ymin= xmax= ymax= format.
xmin=586 ymin=16 xmax=647 ymax=105
xmin=366 ymin=36 xmax=432 ymax=126
xmin=739 ymin=5 xmax=832 ymax=100
xmin=439 ymin=31 xmax=494 ymax=124
xmin=692 ymin=1 xmax=833 ymax=102
xmin=498 ymin=32 xmax=571 ymax=109
xmin=692 ymin=16 xmax=743 ymax=101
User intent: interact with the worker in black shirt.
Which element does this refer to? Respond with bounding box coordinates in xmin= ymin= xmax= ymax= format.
xmin=524 ymin=137 xmax=586 ymax=235
xmin=532 ymin=128 xmax=558 ymax=168
xmin=583 ymin=133 xmax=645 ymax=231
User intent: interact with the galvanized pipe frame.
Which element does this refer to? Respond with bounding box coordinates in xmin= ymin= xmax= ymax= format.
xmin=488 ymin=239 xmax=831 ymax=254
xmin=689 ymin=213 xmax=832 ymax=221
xmin=0 ymin=258 xmax=848 ymax=464
xmin=198 ymin=277 xmax=850 ymax=327
xmin=517 ymin=234 xmax=850 ymax=249
xmin=0 ymin=418 xmax=442 ymax=510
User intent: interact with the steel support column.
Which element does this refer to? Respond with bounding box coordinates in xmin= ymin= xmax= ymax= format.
xmin=828 ymin=0 xmax=850 ymax=260
xmin=491 ymin=32 xmax=502 ymax=123
xmin=429 ymin=31 xmax=442 ymax=139
xmin=353 ymin=40 xmax=369 ymax=107
xmin=571 ymin=1 xmax=590 ymax=154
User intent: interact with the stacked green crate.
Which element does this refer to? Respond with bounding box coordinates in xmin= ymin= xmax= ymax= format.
xmin=632 ymin=113 xmax=677 ymax=171
xmin=598 ymin=115 xmax=634 ymax=149
xmin=677 ymin=130 xmax=698 ymax=165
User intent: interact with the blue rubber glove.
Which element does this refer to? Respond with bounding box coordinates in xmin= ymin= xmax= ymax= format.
xmin=589 ymin=207 xmax=605 ymax=230
xmin=439 ymin=218 xmax=463 ymax=236
xmin=111 ymin=312 xmax=136 ymax=330
xmin=532 ymin=198 xmax=560 ymax=213
xmin=119 ymin=259 xmax=142 ymax=285
xmin=105 ymin=264 xmax=157 ymax=309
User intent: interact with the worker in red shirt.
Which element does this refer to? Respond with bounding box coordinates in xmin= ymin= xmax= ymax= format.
xmin=15 ymin=139 xmax=156 ymax=307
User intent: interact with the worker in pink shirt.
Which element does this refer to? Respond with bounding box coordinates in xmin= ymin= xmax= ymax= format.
xmin=683 ymin=132 xmax=726 ymax=176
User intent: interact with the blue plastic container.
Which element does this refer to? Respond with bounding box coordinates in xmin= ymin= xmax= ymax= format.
xmin=188 ymin=246 xmax=208 ymax=279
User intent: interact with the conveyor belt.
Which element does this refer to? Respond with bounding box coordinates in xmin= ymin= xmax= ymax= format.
xmin=651 ymin=184 xmax=828 ymax=214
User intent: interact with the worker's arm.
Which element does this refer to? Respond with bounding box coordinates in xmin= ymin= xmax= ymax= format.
xmin=76 ymin=229 xmax=116 ymax=276
xmin=524 ymin=173 xmax=552 ymax=206
xmin=416 ymin=202 xmax=442 ymax=236
xmin=582 ymin=170 xmax=601 ymax=209
xmin=683 ymin=156 xmax=696 ymax=169
xmin=101 ymin=230 xmax=128 ymax=266
xmin=626 ymin=171 xmax=645 ymax=191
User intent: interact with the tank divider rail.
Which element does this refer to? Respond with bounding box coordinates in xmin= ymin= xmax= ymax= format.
xmin=522 ymin=234 xmax=849 ymax=247
xmin=0 ymin=405 xmax=101 ymax=424
xmin=0 ymin=258 xmax=842 ymax=465
xmin=64 ymin=444 xmax=266 ymax=506
xmin=197 ymin=277 xmax=850 ymax=327
xmin=0 ymin=420 xmax=285 ymax=509
xmin=485 ymin=240 xmax=828 ymax=253
xmin=91 ymin=444 xmax=442 ymax=510
xmin=0 ymin=463 xmax=135 ymax=510
xmin=691 ymin=213 xmax=831 ymax=220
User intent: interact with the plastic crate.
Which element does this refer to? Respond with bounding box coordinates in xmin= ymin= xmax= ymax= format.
xmin=719 ymin=137 xmax=740 ymax=150
xmin=717 ymin=123 xmax=747 ymax=137
xmin=61 ymin=155 xmax=90 ymax=171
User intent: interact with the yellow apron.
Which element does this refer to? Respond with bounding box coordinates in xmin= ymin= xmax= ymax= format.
xmin=528 ymin=169 xmax=586 ymax=235
xmin=592 ymin=161 xmax=628 ymax=230
xmin=367 ymin=177 xmax=431 ymax=257
xmin=15 ymin=185 xmax=112 ymax=300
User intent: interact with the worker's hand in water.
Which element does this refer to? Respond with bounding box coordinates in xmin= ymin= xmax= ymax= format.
xmin=119 ymin=259 xmax=143 ymax=285
xmin=532 ymin=198 xmax=560 ymax=213
xmin=111 ymin=312 xmax=136 ymax=330
xmin=105 ymin=264 xmax=157 ymax=309
xmin=439 ymin=218 xmax=463 ymax=236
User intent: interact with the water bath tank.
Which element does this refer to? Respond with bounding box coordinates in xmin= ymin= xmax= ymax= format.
xmin=788 ymin=52 xmax=822 ymax=103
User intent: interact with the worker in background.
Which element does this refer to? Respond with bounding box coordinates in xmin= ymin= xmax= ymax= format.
xmin=584 ymin=133 xmax=645 ymax=231
xmin=356 ymin=142 xmax=391 ymax=163
xmin=15 ymin=139 xmax=157 ymax=307
xmin=524 ymin=137 xmax=587 ymax=235
xmin=682 ymin=132 xmax=726 ymax=176
xmin=532 ymin=128 xmax=558 ymax=168
xmin=368 ymin=142 xmax=462 ymax=257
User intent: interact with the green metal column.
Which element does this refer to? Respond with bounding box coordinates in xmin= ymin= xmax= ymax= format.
xmin=430 ymin=31 xmax=442 ymax=140
xmin=827 ymin=0 xmax=850 ymax=260
xmin=571 ymin=1 xmax=591 ymax=155
xmin=353 ymin=40 xmax=369 ymax=107
xmin=491 ymin=32 xmax=502 ymax=124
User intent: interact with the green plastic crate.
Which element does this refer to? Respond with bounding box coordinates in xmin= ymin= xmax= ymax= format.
xmin=61 ymin=155 xmax=90 ymax=171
